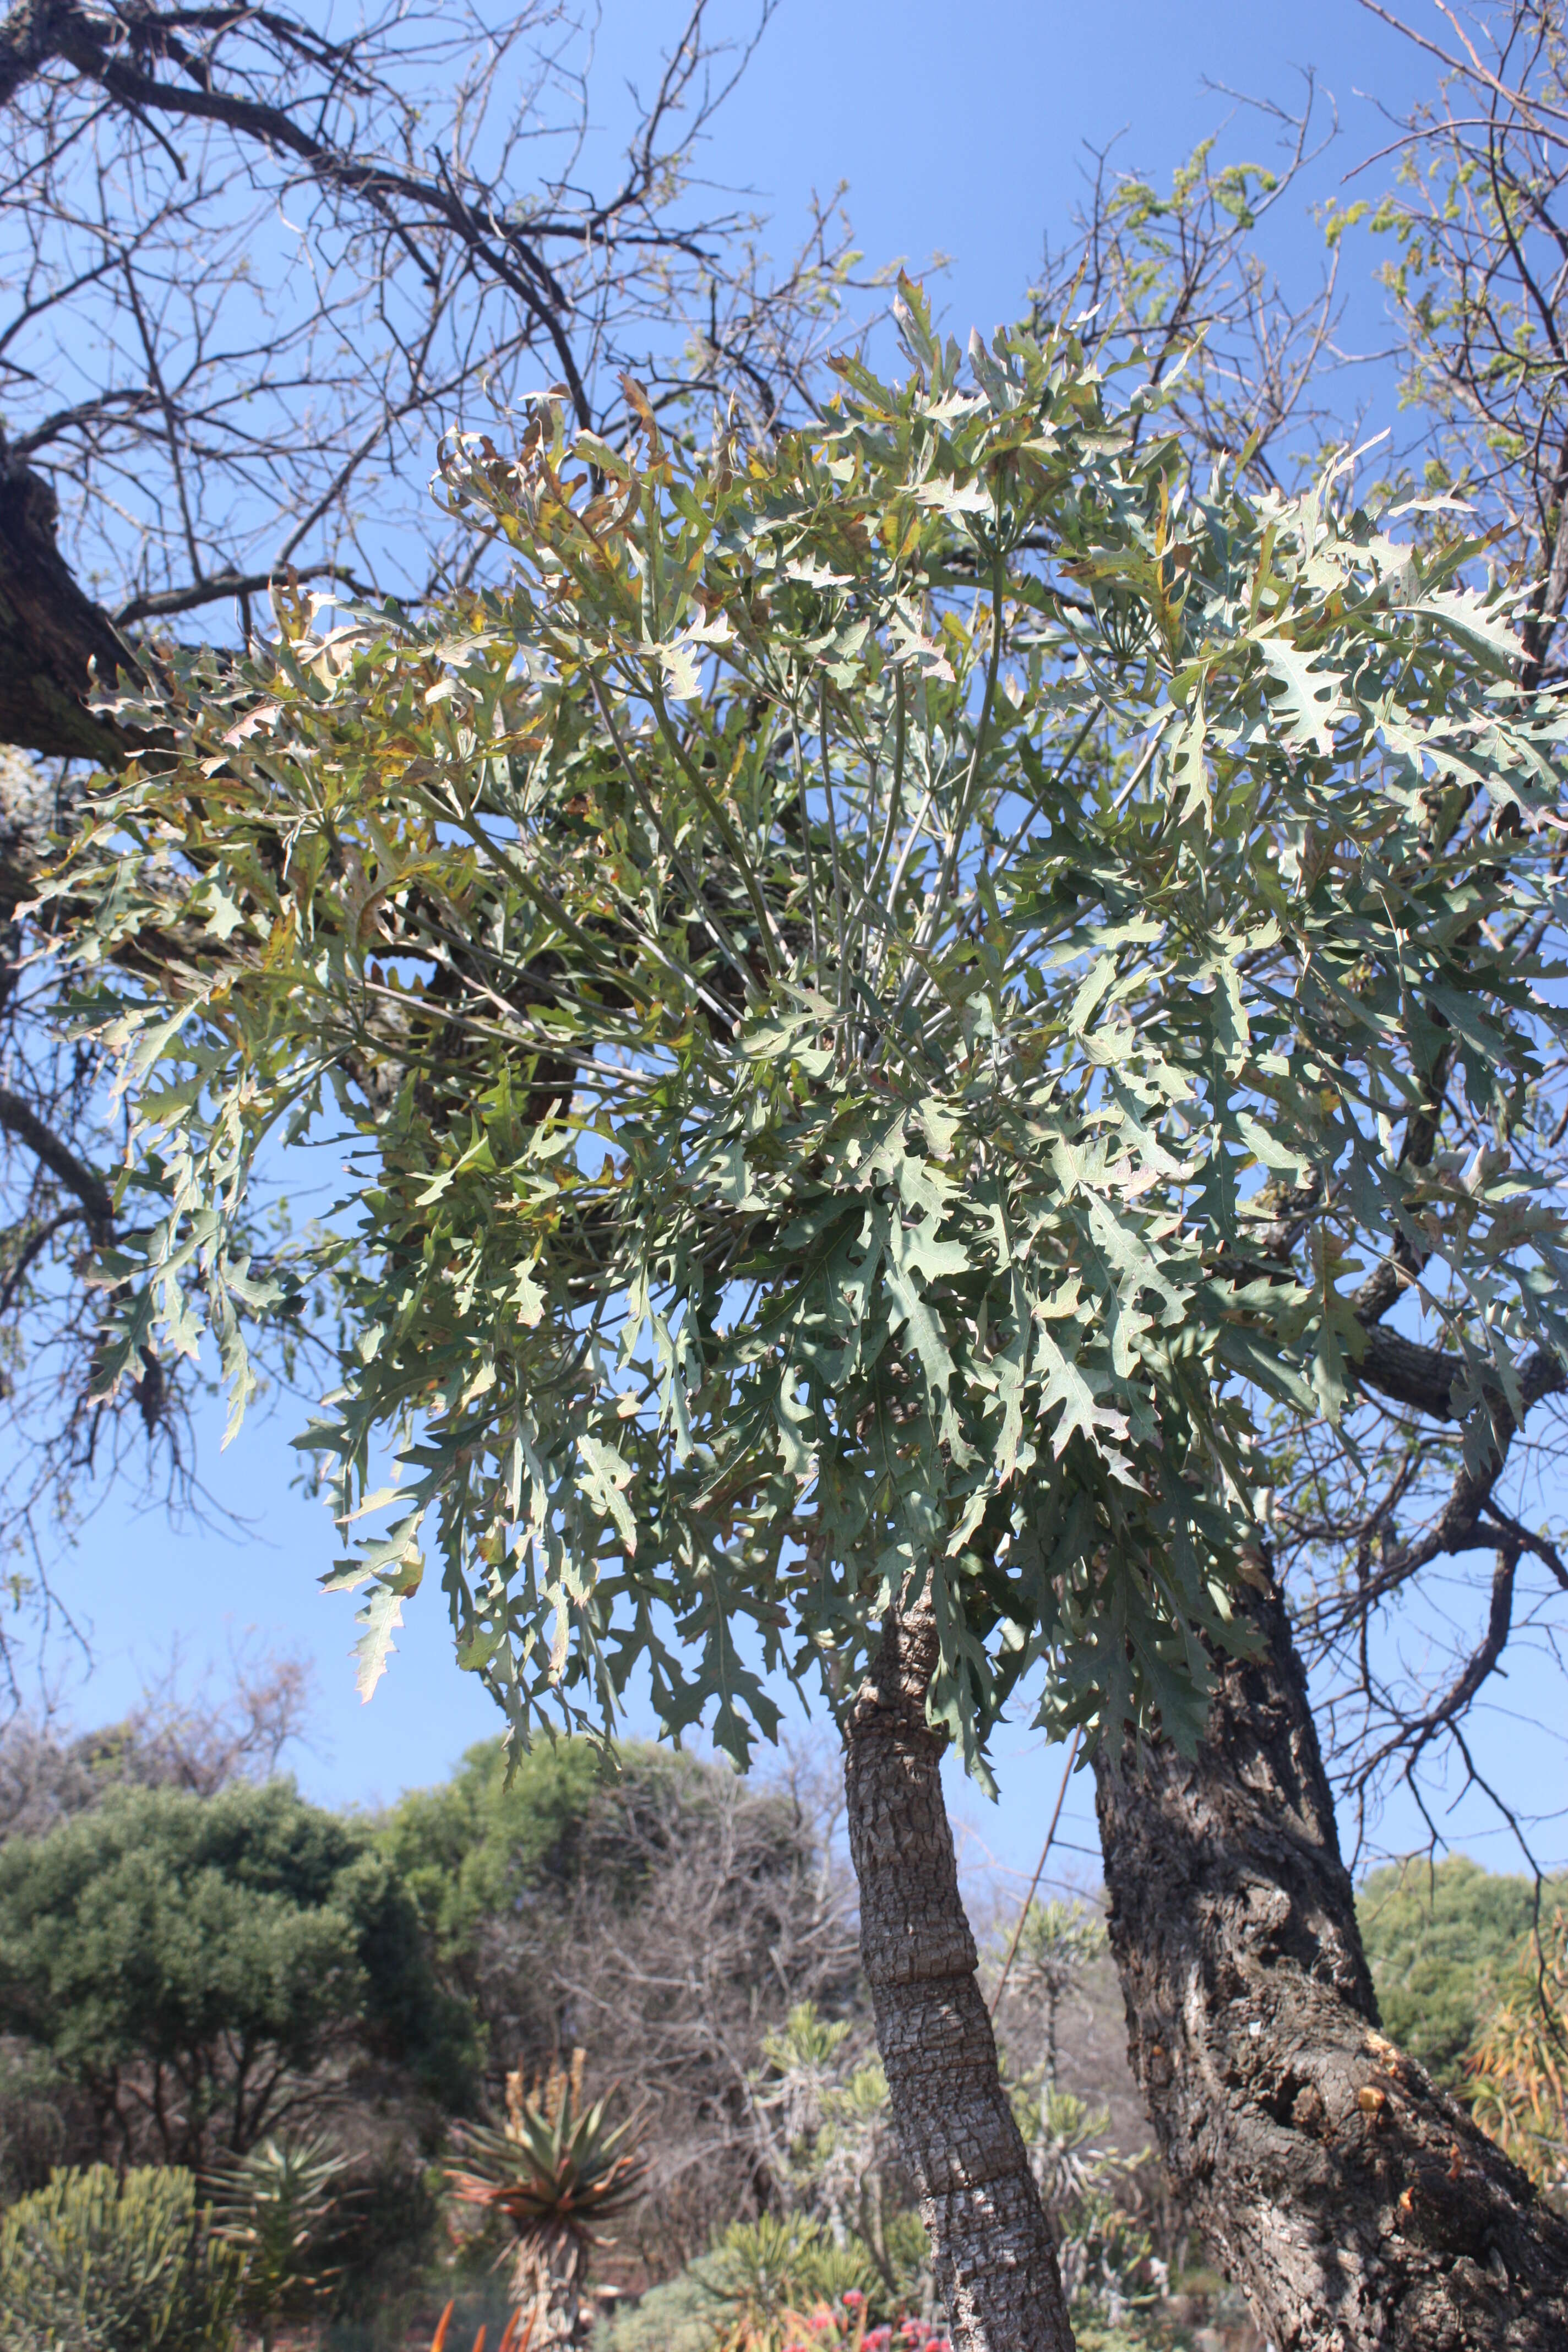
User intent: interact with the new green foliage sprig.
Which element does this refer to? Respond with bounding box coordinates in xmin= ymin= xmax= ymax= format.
xmin=55 ymin=281 xmax=1568 ymax=1772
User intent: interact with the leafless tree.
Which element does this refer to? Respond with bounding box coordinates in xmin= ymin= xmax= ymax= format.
xmin=1048 ymin=23 xmax=1568 ymax=2345
xmin=1027 ymin=6 xmax=1568 ymax=1879
xmin=0 ymin=0 xmax=856 ymax=743
xmin=1228 ymin=0 xmax=1568 ymax=1874
xmin=0 ymin=1633 xmax=313 ymax=1840
xmin=1028 ymin=77 xmax=1352 ymax=492
xmin=455 ymin=1751 xmax=859 ymax=2271
xmin=1353 ymin=0 xmax=1568 ymax=687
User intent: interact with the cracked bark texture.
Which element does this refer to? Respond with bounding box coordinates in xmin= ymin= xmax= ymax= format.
xmin=0 ymin=455 xmax=135 ymax=761
xmin=845 ymin=1598 xmax=1074 ymax=2352
xmin=1094 ymin=1575 xmax=1568 ymax=2351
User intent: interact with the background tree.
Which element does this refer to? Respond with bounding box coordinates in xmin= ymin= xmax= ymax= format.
xmin=988 ymin=20 xmax=1568 ymax=2342
xmin=1358 ymin=1854 xmax=1568 ymax=2089
xmin=0 ymin=1640 xmax=312 ymax=1842
xmin=1351 ymin=0 xmax=1568 ymax=693
xmin=1030 ymin=83 xmax=1351 ymax=493
xmin=744 ymin=2000 xmax=918 ymax=2301
xmin=0 ymin=1777 xmax=470 ymax=2164
xmin=0 ymin=0 xmax=852 ymax=752
xmin=1236 ymin=0 xmax=1568 ymax=1875
xmin=0 ymin=1697 xmax=865 ymax=2296
xmin=0 ymin=1646 xmax=316 ymax=2199
xmin=1467 ymin=1910 xmax=1568 ymax=2197
xmin=380 ymin=1740 xmax=858 ymax=2267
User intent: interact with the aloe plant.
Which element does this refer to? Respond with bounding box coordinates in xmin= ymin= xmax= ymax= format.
xmin=446 ymin=2053 xmax=645 ymax=2348
xmin=208 ymin=2132 xmax=351 ymax=2352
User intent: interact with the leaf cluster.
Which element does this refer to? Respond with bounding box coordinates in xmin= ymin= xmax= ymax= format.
xmin=58 ymin=281 xmax=1568 ymax=1769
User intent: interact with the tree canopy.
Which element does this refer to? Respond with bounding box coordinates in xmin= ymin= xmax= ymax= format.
xmin=0 ymin=0 xmax=851 ymax=1593
xmin=59 ymin=285 xmax=1568 ymax=1783
xmin=11 ymin=14 xmax=1568 ymax=2344
xmin=376 ymin=1736 xmax=795 ymax=1965
xmin=0 ymin=1778 xmax=469 ymax=2162
xmin=1358 ymin=1853 xmax=1568 ymax=2089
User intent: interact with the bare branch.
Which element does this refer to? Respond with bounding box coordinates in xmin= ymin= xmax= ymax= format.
xmin=0 ymin=1084 xmax=112 ymax=1237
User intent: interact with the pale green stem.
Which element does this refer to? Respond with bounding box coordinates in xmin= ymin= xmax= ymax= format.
xmin=453 ymin=782 xmax=738 ymax=1033
xmin=428 ymin=782 xmax=622 ymax=979
xmin=837 ymin=679 xmax=913 ymax=1016
xmin=589 ymin=674 xmax=761 ymax=1004
xmin=986 ymin=703 xmax=1107 ymax=880
xmin=1108 ymin=713 xmax=1174 ymax=816
xmin=647 ymin=685 xmax=787 ymax=978
xmin=908 ymin=542 xmax=1007 ymax=963
xmin=866 ymin=782 xmax=938 ymax=1001
xmin=857 ymin=666 xmax=908 ymax=965
xmin=818 ymin=683 xmax=850 ymax=1021
xmin=791 ymin=717 xmax=824 ymax=983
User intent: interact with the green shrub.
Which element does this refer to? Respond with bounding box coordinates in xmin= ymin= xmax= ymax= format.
xmin=1357 ymin=1856 xmax=1568 ymax=2090
xmin=318 ymin=2151 xmax=444 ymax=2335
xmin=1069 ymin=2323 xmax=1175 ymax=2352
xmin=0 ymin=1780 xmax=474 ymax=2165
xmin=0 ymin=2163 xmax=244 ymax=2352
xmin=596 ymin=2216 xmax=892 ymax=2352
xmin=594 ymin=2267 xmax=721 ymax=2352
xmin=0 ymin=2043 xmax=74 ymax=2204
xmin=699 ymin=2215 xmax=881 ymax=2328
xmin=872 ymin=2210 xmax=932 ymax=2310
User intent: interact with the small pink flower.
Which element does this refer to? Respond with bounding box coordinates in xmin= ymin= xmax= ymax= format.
xmin=809 ymin=2317 xmax=834 ymax=2338
xmin=842 ymin=2290 xmax=865 ymax=2309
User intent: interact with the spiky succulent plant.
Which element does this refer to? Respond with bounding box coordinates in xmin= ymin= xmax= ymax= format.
xmin=445 ymin=2054 xmax=644 ymax=2348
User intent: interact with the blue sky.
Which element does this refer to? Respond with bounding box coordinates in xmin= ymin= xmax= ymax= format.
xmin=23 ymin=0 xmax=1568 ymax=1894
xmin=678 ymin=3 xmax=1414 ymax=312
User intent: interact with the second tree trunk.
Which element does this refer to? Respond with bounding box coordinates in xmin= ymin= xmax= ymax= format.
xmin=1094 ymin=1574 xmax=1568 ymax=2350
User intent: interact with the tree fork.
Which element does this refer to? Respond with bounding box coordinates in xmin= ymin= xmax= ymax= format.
xmin=845 ymin=1594 xmax=1075 ymax=2352
xmin=1094 ymin=1574 xmax=1568 ymax=2350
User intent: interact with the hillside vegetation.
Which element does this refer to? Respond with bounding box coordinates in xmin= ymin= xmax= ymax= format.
xmin=3 ymin=1678 xmax=1564 ymax=2349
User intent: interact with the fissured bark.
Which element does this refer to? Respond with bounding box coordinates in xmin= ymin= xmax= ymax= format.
xmin=845 ymin=1596 xmax=1075 ymax=2352
xmin=1094 ymin=1575 xmax=1568 ymax=2350
xmin=0 ymin=455 xmax=135 ymax=761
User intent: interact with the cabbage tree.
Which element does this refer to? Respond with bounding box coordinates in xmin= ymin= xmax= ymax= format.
xmin=57 ymin=286 xmax=1568 ymax=2349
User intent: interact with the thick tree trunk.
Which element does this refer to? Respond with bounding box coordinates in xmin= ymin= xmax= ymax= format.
xmin=845 ymin=1596 xmax=1074 ymax=2352
xmin=0 ymin=454 xmax=136 ymax=762
xmin=1094 ymin=1574 xmax=1568 ymax=2350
